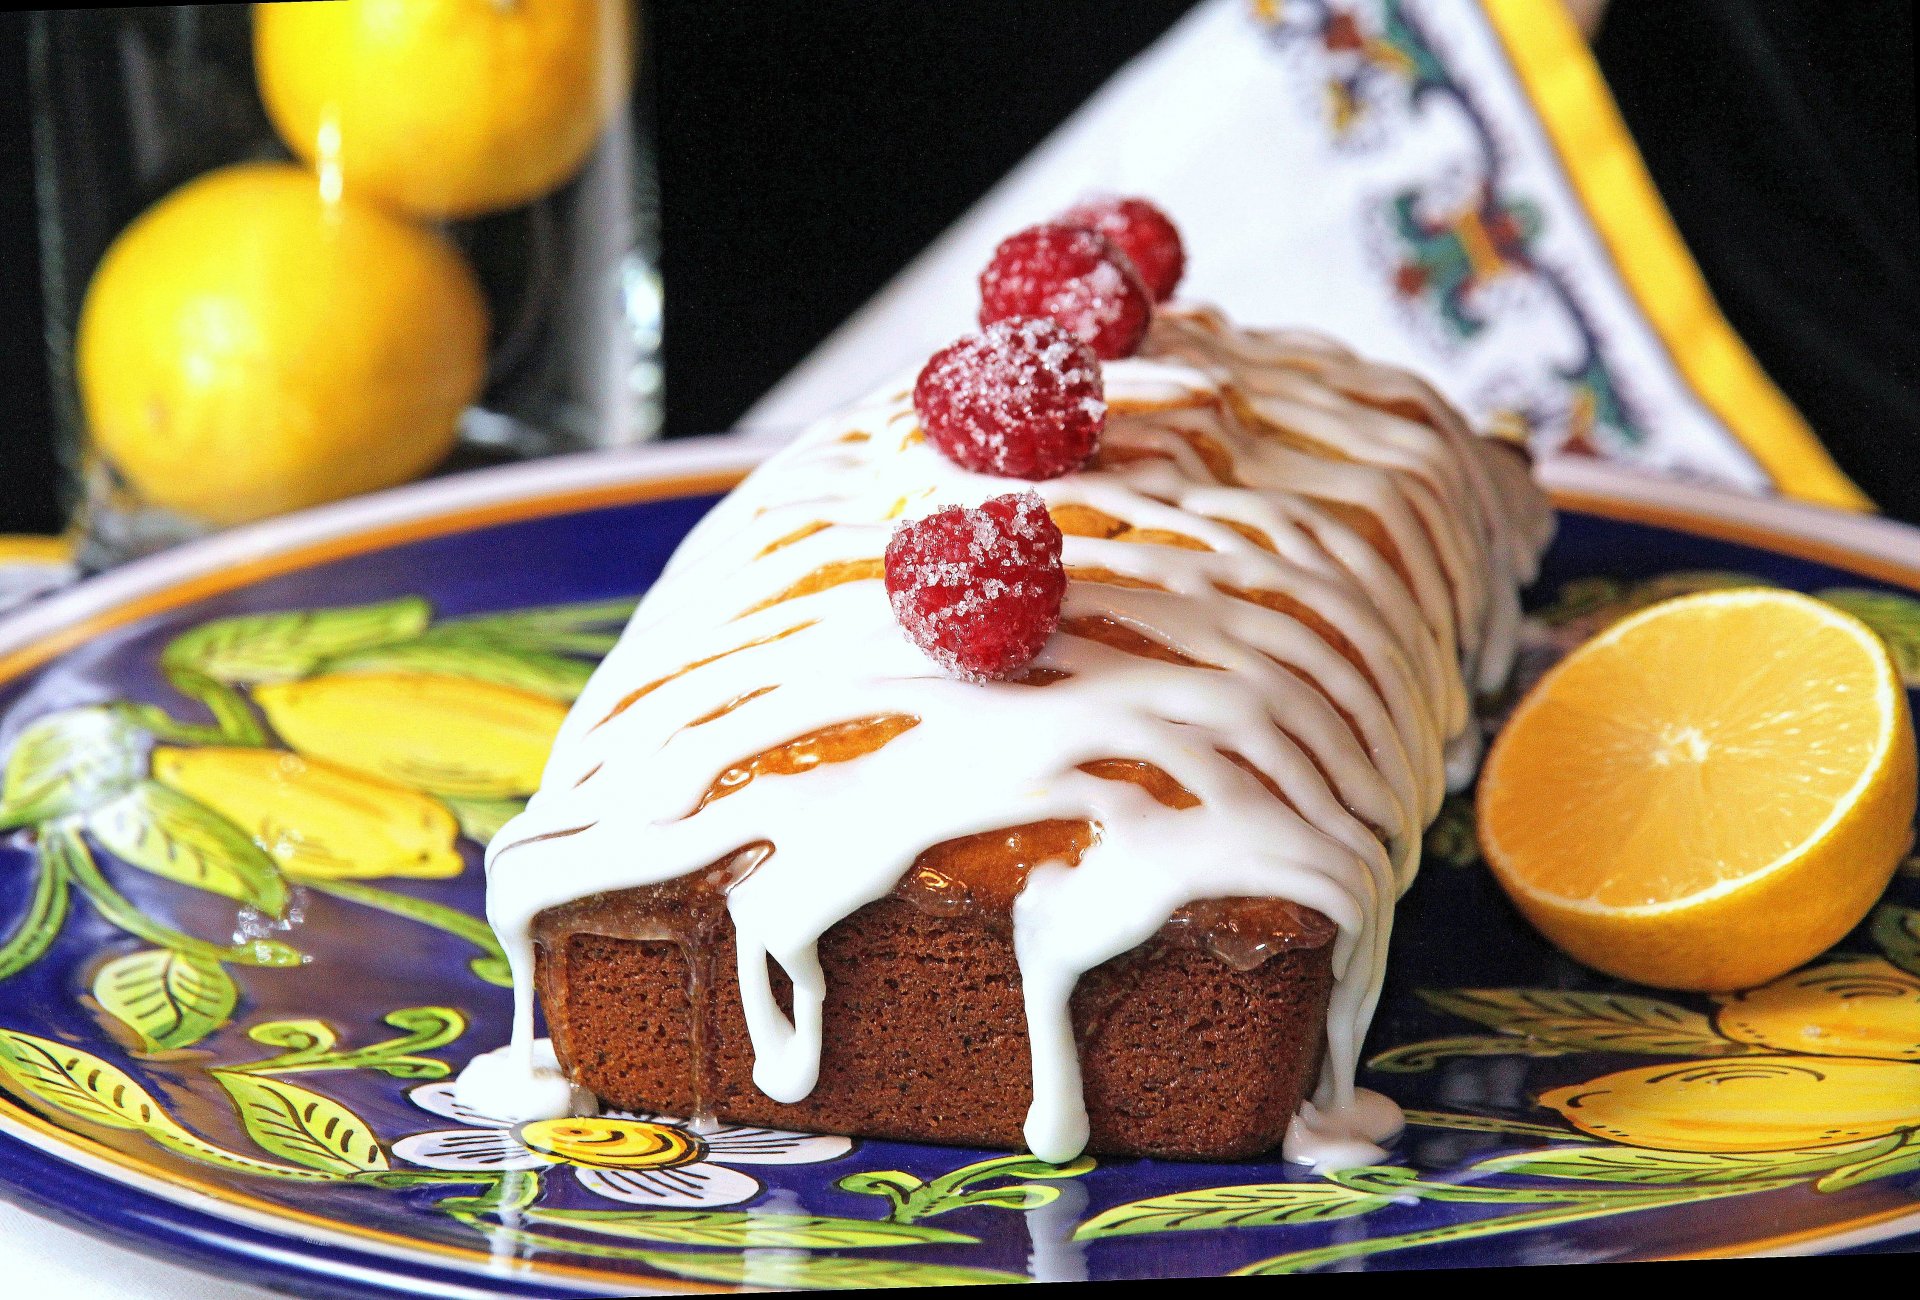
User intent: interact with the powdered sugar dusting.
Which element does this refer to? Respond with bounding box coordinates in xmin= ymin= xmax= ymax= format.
xmin=884 ymin=491 xmax=1066 ymax=681
xmin=978 ymin=223 xmax=1153 ymax=360
xmin=1059 ymin=195 xmax=1187 ymax=302
xmin=914 ymin=317 xmax=1105 ymax=480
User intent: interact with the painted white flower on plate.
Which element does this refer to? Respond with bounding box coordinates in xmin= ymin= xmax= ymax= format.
xmin=394 ymin=1081 xmax=852 ymax=1207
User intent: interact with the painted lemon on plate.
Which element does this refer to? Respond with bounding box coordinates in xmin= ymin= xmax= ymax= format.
xmin=1540 ymin=1056 xmax=1920 ymax=1153
xmin=255 ymin=0 xmax=632 ymax=218
xmin=153 ymin=745 xmax=463 ymax=881
xmin=253 ymin=672 xmax=567 ymax=799
xmin=1714 ymin=957 xmax=1920 ymax=1061
xmin=1479 ymin=589 xmax=1917 ymax=991
xmin=75 ymin=163 xmax=487 ymax=527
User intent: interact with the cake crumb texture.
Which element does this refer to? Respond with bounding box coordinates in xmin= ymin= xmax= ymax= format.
xmin=539 ymin=897 xmax=1332 ymax=1160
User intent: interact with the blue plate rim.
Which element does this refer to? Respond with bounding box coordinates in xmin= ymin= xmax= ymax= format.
xmin=3 ymin=443 xmax=1920 ymax=1290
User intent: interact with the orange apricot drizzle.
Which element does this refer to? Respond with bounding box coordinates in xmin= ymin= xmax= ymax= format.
xmin=1008 ymin=666 xmax=1074 ymax=687
xmin=1164 ymin=423 xmax=1241 ymax=485
xmin=688 ymin=715 xmax=919 ymax=815
xmin=593 ymin=622 xmax=816 ymax=731
xmin=1092 ymin=443 xmax=1178 ymax=475
xmin=1309 ymin=498 xmax=1421 ymax=598
xmin=1333 ymin=386 xmax=1438 ymax=431
xmin=684 ymin=685 xmax=779 ymax=728
xmin=1077 ymin=758 xmax=1200 ymax=809
xmin=1216 ymin=748 xmax=1303 ymax=817
xmin=1049 ymin=503 xmax=1129 ymax=540
xmin=1106 ymin=389 xmax=1218 ymax=415
xmin=1269 ymin=656 xmax=1372 ymax=759
xmin=1215 ymin=582 xmax=1379 ymax=691
xmin=1208 ymin=517 xmax=1277 ymax=552
xmin=1126 ymin=526 xmax=1213 ymax=551
xmin=735 ymin=558 xmax=884 ymax=619
xmin=1049 ymin=502 xmax=1212 ymax=552
xmin=756 ymin=521 xmax=830 ymax=558
xmin=1066 ymin=566 xmax=1167 ymax=591
xmin=495 ymin=822 xmax=594 ymax=856
xmin=1058 ymin=615 xmax=1221 ymax=669
xmin=904 ymin=819 xmax=1098 ymax=913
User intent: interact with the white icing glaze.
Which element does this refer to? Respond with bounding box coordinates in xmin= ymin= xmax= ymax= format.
xmin=1285 ymin=1087 xmax=1407 ymax=1173
xmin=460 ymin=305 xmax=1554 ymax=1171
xmin=456 ymin=1036 xmax=574 ymax=1122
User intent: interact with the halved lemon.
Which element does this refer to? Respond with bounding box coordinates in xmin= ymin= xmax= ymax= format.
xmin=1478 ymin=588 xmax=1915 ymax=991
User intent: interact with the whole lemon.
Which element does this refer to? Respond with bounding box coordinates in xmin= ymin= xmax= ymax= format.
xmin=76 ymin=164 xmax=487 ymax=526
xmin=254 ymin=0 xmax=631 ymax=219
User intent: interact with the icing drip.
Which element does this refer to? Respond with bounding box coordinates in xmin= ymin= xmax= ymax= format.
xmin=463 ymin=305 xmax=1554 ymax=1170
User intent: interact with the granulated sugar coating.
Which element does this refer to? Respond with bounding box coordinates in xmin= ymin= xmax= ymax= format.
xmin=978 ymin=222 xmax=1152 ymax=360
xmin=913 ymin=317 xmax=1106 ymax=480
xmin=883 ymin=491 xmax=1067 ymax=681
xmin=1060 ymin=196 xmax=1186 ymax=302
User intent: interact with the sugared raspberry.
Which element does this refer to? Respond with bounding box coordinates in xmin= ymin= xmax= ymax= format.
xmin=913 ymin=318 xmax=1105 ymax=480
xmin=978 ymin=222 xmax=1152 ymax=360
xmin=884 ymin=492 xmax=1066 ymax=681
xmin=1059 ymin=196 xmax=1186 ymax=302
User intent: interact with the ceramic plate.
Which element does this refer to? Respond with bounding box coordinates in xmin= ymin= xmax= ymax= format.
xmin=0 ymin=444 xmax=1915 ymax=1295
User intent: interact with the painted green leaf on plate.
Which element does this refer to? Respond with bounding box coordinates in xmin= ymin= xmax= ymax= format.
xmin=164 ymin=598 xmax=432 ymax=684
xmin=0 ymin=707 xmax=147 ymax=828
xmin=325 ymin=636 xmax=594 ymax=700
xmin=0 ymin=858 xmax=69 ymax=980
xmin=214 ymin=1071 xmax=389 ymax=1173
xmin=86 ymin=780 xmax=288 ymax=914
xmin=1479 ymin=1140 xmax=1890 ymax=1187
xmin=1073 ymin=1183 xmax=1391 ymax=1239
xmin=93 ymin=948 xmax=238 ymax=1052
xmin=0 ymin=1028 xmax=180 ymax=1133
xmin=1818 ymin=588 xmax=1920 ymax=684
xmin=441 ymin=796 xmax=526 ymax=844
xmin=1419 ymin=988 xmax=1757 ymax=1056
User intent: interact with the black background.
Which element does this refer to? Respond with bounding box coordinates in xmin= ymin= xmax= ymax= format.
xmin=0 ymin=0 xmax=1914 ymax=535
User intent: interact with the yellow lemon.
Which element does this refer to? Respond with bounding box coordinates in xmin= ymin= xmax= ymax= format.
xmin=1479 ymin=589 xmax=1916 ymax=991
xmin=255 ymin=0 xmax=631 ymax=218
xmin=76 ymin=164 xmax=486 ymax=526
xmin=1539 ymin=1056 xmax=1920 ymax=1152
xmin=1714 ymin=957 xmax=1920 ymax=1061
xmin=253 ymin=672 xmax=566 ymax=798
xmin=518 ymin=1117 xmax=703 ymax=1170
xmin=152 ymin=745 xmax=462 ymax=880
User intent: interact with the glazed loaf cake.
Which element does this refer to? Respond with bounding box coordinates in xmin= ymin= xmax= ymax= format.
xmin=466 ymin=299 xmax=1553 ymax=1167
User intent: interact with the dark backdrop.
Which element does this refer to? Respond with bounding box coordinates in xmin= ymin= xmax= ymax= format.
xmin=0 ymin=0 xmax=1914 ymax=535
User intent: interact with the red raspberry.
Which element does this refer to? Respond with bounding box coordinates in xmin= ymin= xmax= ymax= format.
xmin=978 ymin=222 xmax=1152 ymax=360
xmin=1060 ymin=196 xmax=1186 ymax=302
xmin=884 ymin=492 xmax=1066 ymax=681
xmin=913 ymin=318 xmax=1105 ymax=480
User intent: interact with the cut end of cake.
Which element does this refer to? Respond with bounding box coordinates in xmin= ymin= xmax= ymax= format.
xmin=534 ymin=894 xmax=1334 ymax=1161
